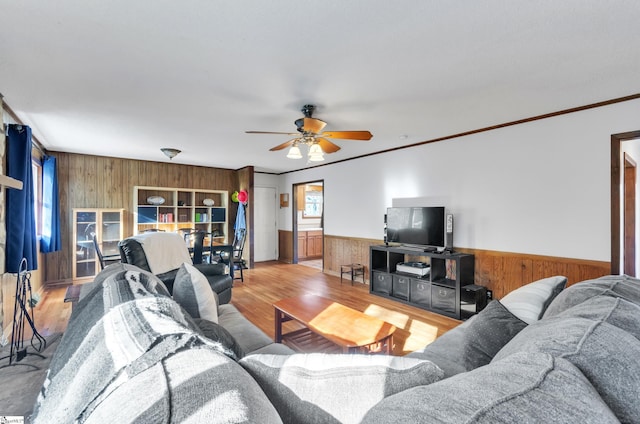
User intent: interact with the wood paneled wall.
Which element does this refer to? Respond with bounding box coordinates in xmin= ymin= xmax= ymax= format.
xmin=278 ymin=230 xmax=294 ymax=263
xmin=456 ymin=248 xmax=610 ymax=298
xmin=45 ymin=152 xmax=240 ymax=284
xmin=278 ymin=231 xmax=612 ymax=298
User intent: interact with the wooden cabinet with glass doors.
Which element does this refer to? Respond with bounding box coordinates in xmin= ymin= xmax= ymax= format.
xmin=72 ymin=208 xmax=124 ymax=280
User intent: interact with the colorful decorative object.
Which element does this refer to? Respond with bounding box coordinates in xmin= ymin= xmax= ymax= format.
xmin=237 ymin=189 xmax=248 ymax=204
xmin=231 ymin=189 xmax=248 ymax=205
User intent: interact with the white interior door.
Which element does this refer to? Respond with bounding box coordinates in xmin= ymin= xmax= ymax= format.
xmin=254 ymin=187 xmax=277 ymax=261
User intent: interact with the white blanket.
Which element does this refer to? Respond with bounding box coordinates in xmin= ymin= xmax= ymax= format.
xmin=131 ymin=232 xmax=192 ymax=274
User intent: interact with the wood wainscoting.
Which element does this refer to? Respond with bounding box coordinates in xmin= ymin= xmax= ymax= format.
xmin=278 ymin=231 xmax=612 ymax=299
xmin=456 ymin=248 xmax=611 ymax=299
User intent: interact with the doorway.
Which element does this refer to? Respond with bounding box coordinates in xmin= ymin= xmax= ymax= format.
xmin=611 ymin=130 xmax=640 ymax=275
xmin=624 ymin=153 xmax=636 ymax=276
xmin=292 ymin=181 xmax=324 ymax=269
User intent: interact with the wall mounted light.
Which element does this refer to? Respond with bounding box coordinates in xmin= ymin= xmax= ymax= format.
xmin=280 ymin=193 xmax=289 ymax=208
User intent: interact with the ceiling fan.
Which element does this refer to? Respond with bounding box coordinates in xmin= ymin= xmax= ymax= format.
xmin=245 ymin=104 xmax=373 ymax=161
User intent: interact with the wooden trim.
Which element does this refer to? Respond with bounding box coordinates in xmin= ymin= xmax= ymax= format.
xmin=0 ymin=174 xmax=23 ymax=190
xmin=280 ymin=93 xmax=640 ymax=175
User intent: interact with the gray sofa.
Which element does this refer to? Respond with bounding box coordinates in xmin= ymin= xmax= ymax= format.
xmin=31 ymin=264 xmax=639 ymax=423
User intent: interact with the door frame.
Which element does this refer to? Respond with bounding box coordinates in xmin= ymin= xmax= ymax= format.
xmin=611 ymin=130 xmax=640 ymax=274
xmin=624 ymin=153 xmax=636 ymax=275
xmin=292 ymin=179 xmax=324 ymax=264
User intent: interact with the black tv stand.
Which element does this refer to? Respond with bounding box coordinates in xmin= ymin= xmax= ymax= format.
xmin=369 ymin=245 xmax=475 ymax=320
xmin=400 ymin=245 xmax=436 ymax=253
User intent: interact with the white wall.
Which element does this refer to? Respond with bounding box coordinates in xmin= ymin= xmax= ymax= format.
xmin=258 ymin=98 xmax=640 ymax=262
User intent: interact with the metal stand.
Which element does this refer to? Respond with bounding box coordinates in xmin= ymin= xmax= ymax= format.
xmin=0 ymin=258 xmax=46 ymax=370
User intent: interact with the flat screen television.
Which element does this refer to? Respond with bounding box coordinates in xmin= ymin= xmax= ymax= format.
xmin=386 ymin=206 xmax=445 ymax=249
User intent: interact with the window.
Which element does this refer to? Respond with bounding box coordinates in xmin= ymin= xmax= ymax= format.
xmin=303 ymin=190 xmax=323 ymax=217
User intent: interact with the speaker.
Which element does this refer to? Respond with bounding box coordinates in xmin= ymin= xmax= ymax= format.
xmin=445 ymin=213 xmax=454 ymax=250
xmin=383 ymin=214 xmax=388 ymax=245
xmin=461 ymin=284 xmax=488 ymax=319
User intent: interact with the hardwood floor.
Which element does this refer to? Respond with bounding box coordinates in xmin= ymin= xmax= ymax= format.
xmin=28 ymin=261 xmax=462 ymax=356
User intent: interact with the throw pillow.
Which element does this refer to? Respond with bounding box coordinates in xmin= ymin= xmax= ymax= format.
xmin=407 ymin=299 xmax=527 ymax=377
xmin=193 ymin=318 xmax=245 ymax=359
xmin=240 ymin=353 xmax=443 ymax=424
xmin=173 ymin=262 xmax=219 ymax=323
xmin=499 ymin=275 xmax=567 ymax=324
xmin=460 ymin=299 xmax=528 ymax=369
xmin=362 ymin=352 xmax=619 ymax=424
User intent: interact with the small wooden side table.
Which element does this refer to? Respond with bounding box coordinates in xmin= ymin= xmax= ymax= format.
xmin=340 ymin=263 xmax=365 ymax=285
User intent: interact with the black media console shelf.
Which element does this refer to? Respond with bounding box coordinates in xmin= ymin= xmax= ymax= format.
xmin=369 ymin=245 xmax=475 ymax=320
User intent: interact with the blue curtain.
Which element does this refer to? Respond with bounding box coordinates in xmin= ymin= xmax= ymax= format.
xmin=41 ymin=155 xmax=62 ymax=252
xmin=6 ymin=124 xmax=38 ymax=272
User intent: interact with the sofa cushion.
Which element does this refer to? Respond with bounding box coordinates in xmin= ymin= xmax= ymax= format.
xmin=494 ymin=295 xmax=640 ymax=423
xmin=193 ymin=317 xmax=245 ymax=359
xmin=217 ymin=304 xmax=276 ymax=354
xmin=544 ymin=274 xmax=640 ymax=318
xmin=407 ymin=299 xmax=527 ymax=377
xmin=173 ymin=262 xmax=219 ymax=323
xmin=83 ymin=347 xmax=283 ymax=424
xmin=499 ymin=275 xmax=567 ymax=324
xmin=363 ymin=351 xmax=619 ymax=423
xmin=240 ymin=353 xmax=443 ymax=424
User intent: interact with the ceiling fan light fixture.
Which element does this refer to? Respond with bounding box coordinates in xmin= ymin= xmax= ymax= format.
xmin=286 ymin=145 xmax=303 ymax=159
xmin=161 ymin=148 xmax=181 ymax=160
xmin=246 ymin=104 xmax=372 ymax=161
xmin=308 ymin=143 xmax=325 ymax=162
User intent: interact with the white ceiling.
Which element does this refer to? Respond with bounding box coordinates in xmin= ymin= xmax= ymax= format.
xmin=1 ymin=1 xmax=639 ymax=174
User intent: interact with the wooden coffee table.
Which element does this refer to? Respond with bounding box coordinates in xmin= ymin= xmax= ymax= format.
xmin=274 ymin=294 xmax=396 ymax=354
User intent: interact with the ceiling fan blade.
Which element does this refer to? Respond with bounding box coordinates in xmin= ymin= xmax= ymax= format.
xmin=316 ymin=137 xmax=341 ymax=153
xmin=320 ymin=130 xmax=373 ymax=140
xmin=301 ymin=118 xmax=327 ymax=134
xmin=269 ymin=138 xmax=297 ymax=151
xmin=246 ymin=131 xmax=299 ymax=136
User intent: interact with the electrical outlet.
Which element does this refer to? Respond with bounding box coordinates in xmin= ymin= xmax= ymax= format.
xmin=486 ymin=290 xmax=493 ymax=300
